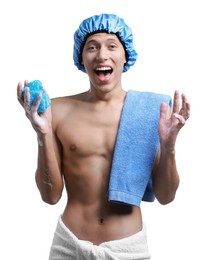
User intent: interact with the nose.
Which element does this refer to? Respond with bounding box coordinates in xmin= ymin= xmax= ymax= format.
xmin=95 ymin=47 xmax=108 ymax=62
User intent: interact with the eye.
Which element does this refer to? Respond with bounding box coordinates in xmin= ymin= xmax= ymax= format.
xmin=87 ymin=45 xmax=98 ymax=52
xmin=109 ymin=44 xmax=117 ymax=49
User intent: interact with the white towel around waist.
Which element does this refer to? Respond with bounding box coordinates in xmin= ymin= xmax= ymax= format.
xmin=49 ymin=216 xmax=151 ymax=260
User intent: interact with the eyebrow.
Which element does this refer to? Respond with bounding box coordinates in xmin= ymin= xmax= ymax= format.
xmin=85 ymin=37 xmax=120 ymax=45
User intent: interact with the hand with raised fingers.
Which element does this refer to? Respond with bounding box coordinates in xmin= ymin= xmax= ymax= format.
xmin=158 ymin=90 xmax=190 ymax=151
xmin=17 ymin=80 xmax=52 ymax=136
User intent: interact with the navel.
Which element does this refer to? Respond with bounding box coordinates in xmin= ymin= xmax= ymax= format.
xmin=99 ymin=218 xmax=104 ymax=225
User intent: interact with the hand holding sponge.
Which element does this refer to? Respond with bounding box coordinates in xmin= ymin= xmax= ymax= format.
xmin=22 ymin=80 xmax=51 ymax=113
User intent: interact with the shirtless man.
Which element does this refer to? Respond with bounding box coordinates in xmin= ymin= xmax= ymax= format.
xmin=17 ymin=14 xmax=190 ymax=259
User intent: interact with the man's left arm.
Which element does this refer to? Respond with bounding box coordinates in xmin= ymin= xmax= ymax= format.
xmin=152 ymin=90 xmax=190 ymax=205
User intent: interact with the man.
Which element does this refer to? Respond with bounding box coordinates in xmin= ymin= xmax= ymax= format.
xmin=17 ymin=13 xmax=190 ymax=260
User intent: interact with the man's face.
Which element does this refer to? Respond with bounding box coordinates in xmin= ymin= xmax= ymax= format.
xmin=81 ymin=33 xmax=126 ymax=87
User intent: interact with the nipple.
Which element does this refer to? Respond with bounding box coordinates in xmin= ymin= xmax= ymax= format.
xmin=70 ymin=144 xmax=77 ymax=151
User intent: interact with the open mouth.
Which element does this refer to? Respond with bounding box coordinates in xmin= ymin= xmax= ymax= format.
xmin=95 ymin=67 xmax=113 ymax=82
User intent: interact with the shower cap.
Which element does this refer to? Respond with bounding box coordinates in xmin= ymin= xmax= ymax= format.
xmin=73 ymin=13 xmax=138 ymax=73
xmin=22 ymin=80 xmax=51 ymax=113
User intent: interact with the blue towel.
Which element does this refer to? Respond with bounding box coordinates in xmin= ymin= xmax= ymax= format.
xmin=108 ymin=90 xmax=172 ymax=207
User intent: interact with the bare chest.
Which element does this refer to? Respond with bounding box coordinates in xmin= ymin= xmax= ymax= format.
xmin=57 ymin=108 xmax=121 ymax=157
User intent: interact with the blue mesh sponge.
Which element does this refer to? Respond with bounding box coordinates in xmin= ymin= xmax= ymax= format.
xmin=73 ymin=13 xmax=138 ymax=73
xmin=22 ymin=80 xmax=51 ymax=113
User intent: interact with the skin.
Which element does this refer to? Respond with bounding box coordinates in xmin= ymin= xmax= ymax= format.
xmin=17 ymin=33 xmax=190 ymax=245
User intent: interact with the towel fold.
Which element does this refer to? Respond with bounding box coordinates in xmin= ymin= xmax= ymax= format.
xmin=108 ymin=90 xmax=172 ymax=207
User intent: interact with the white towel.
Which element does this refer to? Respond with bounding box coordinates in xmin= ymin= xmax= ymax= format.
xmin=49 ymin=216 xmax=151 ymax=260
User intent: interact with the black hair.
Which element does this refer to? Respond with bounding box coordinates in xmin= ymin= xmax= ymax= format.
xmin=78 ymin=30 xmax=129 ymax=65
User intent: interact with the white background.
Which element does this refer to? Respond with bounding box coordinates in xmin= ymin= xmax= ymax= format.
xmin=0 ymin=0 xmax=205 ymax=259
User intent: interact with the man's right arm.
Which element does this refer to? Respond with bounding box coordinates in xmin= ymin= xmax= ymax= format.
xmin=17 ymin=81 xmax=64 ymax=205
xmin=35 ymin=131 xmax=64 ymax=205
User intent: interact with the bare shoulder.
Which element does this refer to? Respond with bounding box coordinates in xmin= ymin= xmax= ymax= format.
xmin=50 ymin=91 xmax=88 ymax=124
xmin=51 ymin=91 xmax=87 ymax=109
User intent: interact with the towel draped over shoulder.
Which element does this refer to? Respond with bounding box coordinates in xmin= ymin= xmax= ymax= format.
xmin=108 ymin=90 xmax=172 ymax=207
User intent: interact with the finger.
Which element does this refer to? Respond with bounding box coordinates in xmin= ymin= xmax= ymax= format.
xmin=42 ymin=88 xmax=49 ymax=96
xmin=172 ymin=90 xmax=180 ymax=114
xmin=181 ymin=93 xmax=191 ymax=118
xmin=42 ymin=88 xmax=51 ymax=102
xmin=24 ymin=87 xmax=32 ymax=115
xmin=17 ymin=82 xmax=23 ymax=101
xmin=24 ymin=79 xmax=29 ymax=87
xmin=173 ymin=113 xmax=186 ymax=127
xmin=17 ymin=82 xmax=24 ymax=106
xmin=160 ymin=102 xmax=168 ymax=120
xmin=24 ymin=87 xmax=30 ymax=103
xmin=33 ymin=92 xmax=42 ymax=112
xmin=181 ymin=93 xmax=187 ymax=110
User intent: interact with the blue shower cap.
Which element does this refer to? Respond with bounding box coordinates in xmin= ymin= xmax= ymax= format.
xmin=73 ymin=13 xmax=138 ymax=73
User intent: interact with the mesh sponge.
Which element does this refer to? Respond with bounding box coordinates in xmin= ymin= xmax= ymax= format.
xmin=22 ymin=80 xmax=51 ymax=113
